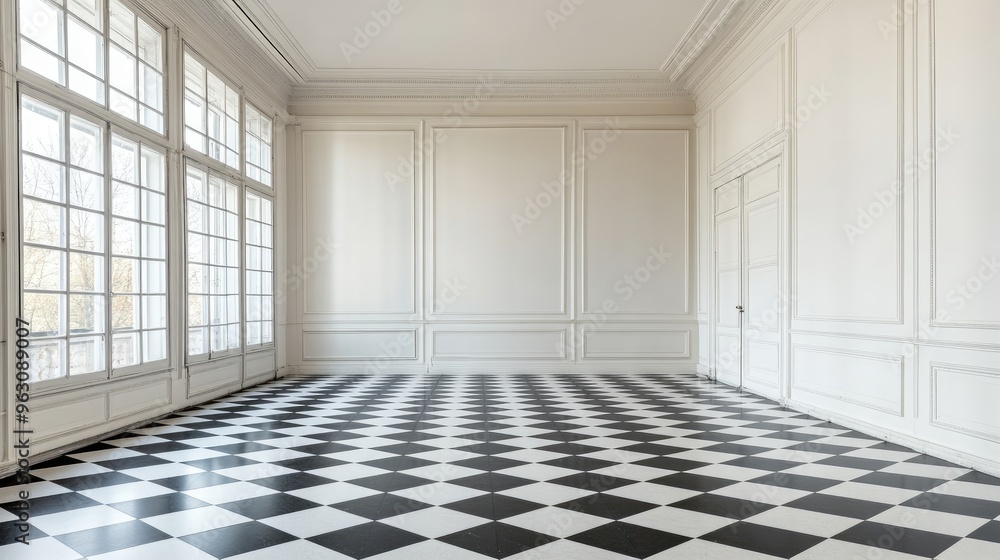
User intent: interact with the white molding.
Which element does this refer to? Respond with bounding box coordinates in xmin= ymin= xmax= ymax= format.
xmin=290 ymin=363 xmax=700 ymax=375
xmin=790 ymin=344 xmax=905 ymax=417
xmin=662 ymin=0 xmax=746 ymax=80
xmin=929 ymin=362 xmax=1000 ymax=444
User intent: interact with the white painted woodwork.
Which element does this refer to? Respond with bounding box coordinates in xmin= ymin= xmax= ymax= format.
xmin=712 ymin=54 xmax=782 ymax=171
xmin=582 ymin=130 xmax=689 ymax=317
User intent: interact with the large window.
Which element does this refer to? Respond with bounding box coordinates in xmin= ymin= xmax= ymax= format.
xmin=184 ymin=52 xmax=240 ymax=170
xmin=17 ymin=0 xmax=166 ymax=134
xmin=244 ymin=104 xmax=272 ymax=187
xmin=20 ymin=94 xmax=168 ymax=383
xmin=245 ymin=191 xmax=274 ymax=348
xmin=186 ymin=164 xmax=241 ymax=359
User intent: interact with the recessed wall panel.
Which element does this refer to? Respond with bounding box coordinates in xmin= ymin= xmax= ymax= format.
xmin=584 ymin=130 xmax=688 ymax=315
xmin=713 ymin=55 xmax=781 ymax=169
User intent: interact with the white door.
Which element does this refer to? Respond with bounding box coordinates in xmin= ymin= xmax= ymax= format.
xmin=714 ymin=178 xmax=743 ymax=387
xmin=741 ymin=159 xmax=782 ymax=399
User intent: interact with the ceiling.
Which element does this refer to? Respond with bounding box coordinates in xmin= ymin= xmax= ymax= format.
xmin=234 ymin=0 xmax=738 ymax=78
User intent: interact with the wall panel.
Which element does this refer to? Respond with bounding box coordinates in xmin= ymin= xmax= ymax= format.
xmin=712 ymin=54 xmax=782 ymax=170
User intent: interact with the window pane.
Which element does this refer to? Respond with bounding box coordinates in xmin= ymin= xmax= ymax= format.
xmin=23 ymin=154 xmax=66 ymax=202
xmin=188 ymin=327 xmax=206 ymax=356
xmin=69 ymin=294 xmax=104 ymax=334
xmin=141 ymin=146 xmax=165 ymax=192
xmin=142 ymin=260 xmax=166 ymax=294
xmin=20 ymin=0 xmax=64 ymax=54
xmin=140 ymin=108 xmax=164 ymax=134
xmin=142 ymin=295 xmax=166 ymax=329
xmin=69 ymin=209 xmax=104 ymax=252
xmin=69 ymin=252 xmax=104 ymax=292
xmin=246 ymin=321 xmax=261 ymax=346
xmin=23 ymin=246 xmax=65 ymax=290
xmin=68 ymin=0 xmax=102 ymax=29
xmin=137 ymin=19 xmax=162 ymax=70
xmin=142 ymin=224 xmax=165 ymax=259
xmin=29 ymin=340 xmax=66 ymax=381
xmin=67 ymin=17 xmax=103 ymax=75
xmin=109 ymin=45 xmax=136 ymax=95
xmin=69 ymin=66 xmax=105 ymax=103
xmin=23 ymin=199 xmax=65 ymax=247
xmin=70 ymin=336 xmax=104 ymax=375
xmin=111 ymin=257 xmax=139 ymax=293
xmin=24 ymin=292 xmax=64 ymax=336
xmin=69 ymin=169 xmax=102 ymax=209
xmin=111 ymin=294 xmax=139 ymax=330
xmin=109 ymin=0 xmax=136 ymax=52
xmin=70 ymin=116 xmax=103 ymax=172
xmin=143 ymin=329 xmax=166 ymax=362
xmin=21 ymin=39 xmax=66 ymax=84
xmin=184 ymin=53 xmax=206 ymax=96
xmin=111 ymin=136 xmax=138 ymax=182
xmin=187 ymin=233 xmax=207 ymax=263
xmin=21 ymin=97 xmax=65 ymax=160
xmin=112 ymin=333 xmax=139 ymax=367
xmin=139 ymin=65 xmax=162 ymax=110
xmin=111 ymin=182 xmax=138 ymax=217
xmin=142 ymin=191 xmax=165 ymax=224
xmin=110 ymin=88 xmax=138 ymax=120
xmin=112 ymin=218 xmax=139 ymax=256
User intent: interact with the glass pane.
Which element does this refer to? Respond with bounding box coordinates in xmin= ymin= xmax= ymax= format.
xmin=143 ymin=329 xmax=167 ymax=362
xmin=187 ymin=202 xmax=208 ymax=234
xmin=70 ymin=336 xmax=104 ymax=375
xmin=261 ymin=198 xmax=272 ymax=224
xmin=137 ymin=18 xmax=162 ymax=70
xmin=142 ymin=191 xmax=165 ymax=224
xmin=246 ymin=270 xmax=260 ymax=295
xmin=208 ymin=175 xmax=225 ymax=207
xmin=109 ymin=0 xmax=136 ymax=52
xmin=246 ymin=321 xmax=261 ymax=346
xmin=261 ymin=248 xmax=272 ymax=272
xmin=210 ymin=207 xmax=226 ymax=237
xmin=69 ymin=116 xmax=103 ymax=173
xmin=247 ymin=165 xmax=260 ymax=183
xmin=111 ymin=294 xmax=139 ymax=330
xmin=210 ymin=325 xmax=226 ymax=352
xmin=67 ymin=17 xmax=103 ymax=76
xmin=210 ymin=295 xmax=227 ymax=324
xmin=188 ymin=263 xmax=208 ymax=294
xmin=207 ymin=72 xmax=225 ymax=112
xmin=246 ymin=295 xmax=261 ymax=321
xmin=112 ymin=218 xmax=139 ymax=256
xmin=188 ymin=295 xmax=207 ymax=326
xmin=112 ymin=182 xmax=138 ymax=217
xmin=226 ymin=87 xmax=239 ymax=118
xmin=226 ymin=117 xmax=239 ymax=152
xmin=188 ymin=327 xmax=207 ymax=356
xmin=261 ymin=114 xmax=272 ymax=143
xmin=23 ymin=247 xmax=65 ymax=290
xmin=69 ymin=66 xmax=105 ymax=104
xmin=21 ymin=39 xmax=66 ymax=84
xmin=141 ymin=146 xmax=165 ymax=192
xmin=110 ymin=88 xmax=138 ymax=121
xmin=139 ymin=65 xmax=162 ymax=110
xmin=261 ymin=224 xmax=273 ymax=247
xmin=24 ymin=292 xmax=64 ymax=336
xmin=227 ymin=323 xmax=240 ymax=350
xmin=246 ymin=193 xmax=260 ymax=221
xmin=262 ymin=321 xmax=273 ymax=344
xmin=69 ymin=294 xmax=104 ymax=334
xmin=142 ymin=260 xmax=166 ymax=294
xmin=246 ymin=104 xmax=259 ymax=136
xmin=186 ymin=166 xmax=207 ymax=201
xmin=228 ymin=268 xmax=240 ymax=294
xmin=262 ymin=296 xmax=273 ymax=319
xmin=69 ymin=209 xmax=104 ymax=252
xmin=69 ymin=169 xmax=102 ymax=209
xmin=247 ymin=246 xmax=260 ymax=270
xmin=21 ymin=96 xmax=65 ymax=161
xmin=141 ymin=224 xmax=165 ymax=259
xmin=112 ymin=332 xmax=139 ymax=368
xmin=187 ymin=233 xmax=207 ymax=264
xmin=111 ymin=136 xmax=139 ymax=182
xmin=226 ymin=183 xmax=239 ymax=213
xmin=69 ymin=252 xmax=104 ymax=292
xmin=20 ymin=0 xmax=64 ymax=54
xmin=111 ymin=257 xmax=139 ymax=293
xmin=185 ymin=128 xmax=206 ymax=153
xmin=28 ymin=340 xmax=65 ymax=381
xmin=184 ymin=52 xmax=206 ymax=95
xmin=23 ymin=199 xmax=65 ymax=247
xmin=140 ymin=108 xmax=164 ymax=134
xmin=142 ymin=295 xmax=166 ymax=329
xmin=109 ymin=45 xmax=136 ymax=96
xmin=68 ymin=0 xmax=101 ymax=30
xmin=23 ymin=154 xmax=66 ymax=202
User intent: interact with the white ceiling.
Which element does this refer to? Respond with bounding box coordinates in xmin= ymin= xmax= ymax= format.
xmin=240 ymin=0 xmax=722 ymax=78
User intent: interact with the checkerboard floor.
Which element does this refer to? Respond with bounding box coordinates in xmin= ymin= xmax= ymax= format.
xmin=3 ymin=374 xmax=1000 ymax=559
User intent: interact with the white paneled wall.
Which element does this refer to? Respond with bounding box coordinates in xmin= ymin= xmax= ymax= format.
xmin=695 ymin=0 xmax=1000 ymax=475
xmin=287 ymin=117 xmax=697 ymax=374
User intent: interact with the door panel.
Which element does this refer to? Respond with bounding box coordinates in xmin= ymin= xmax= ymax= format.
xmin=714 ymin=178 xmax=742 ymax=387
xmin=743 ymin=180 xmax=781 ymax=399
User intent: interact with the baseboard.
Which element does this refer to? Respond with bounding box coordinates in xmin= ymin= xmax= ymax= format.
xmin=289 ymin=362 xmax=701 ymax=375
xmin=710 ymin=376 xmax=1000 ymax=478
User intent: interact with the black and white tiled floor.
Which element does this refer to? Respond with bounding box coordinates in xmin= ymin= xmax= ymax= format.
xmin=3 ymin=374 xmax=1000 ymax=559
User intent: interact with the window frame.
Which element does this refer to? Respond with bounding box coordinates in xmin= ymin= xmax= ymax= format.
xmin=243 ymin=101 xmax=273 ymax=189
xmin=183 ymin=158 xmax=244 ymax=363
xmin=15 ymin=0 xmax=169 ymax=138
xmin=182 ymin=46 xmax=242 ymax=173
xmin=243 ymin=184 xmax=275 ymax=352
xmin=17 ymin=85 xmax=171 ymax=390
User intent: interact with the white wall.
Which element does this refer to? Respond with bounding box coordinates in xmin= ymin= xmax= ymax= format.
xmin=694 ymin=0 xmax=1000 ymax=475
xmin=286 ymin=116 xmax=697 ymax=374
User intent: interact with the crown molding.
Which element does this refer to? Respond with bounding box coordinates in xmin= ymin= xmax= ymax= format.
xmin=681 ymin=0 xmax=780 ymax=92
xmin=290 ymin=73 xmax=694 ymax=104
xmin=660 ymin=0 xmax=745 ymax=81
xmin=228 ymin=0 xmax=316 ymax=81
xmin=140 ymin=0 xmax=295 ymax=116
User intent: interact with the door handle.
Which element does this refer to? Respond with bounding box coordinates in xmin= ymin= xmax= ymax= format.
xmin=736 ymin=305 xmax=744 ymax=312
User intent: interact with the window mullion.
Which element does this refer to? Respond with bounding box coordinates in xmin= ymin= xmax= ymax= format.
xmin=104 ymin=119 xmax=114 ymax=378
